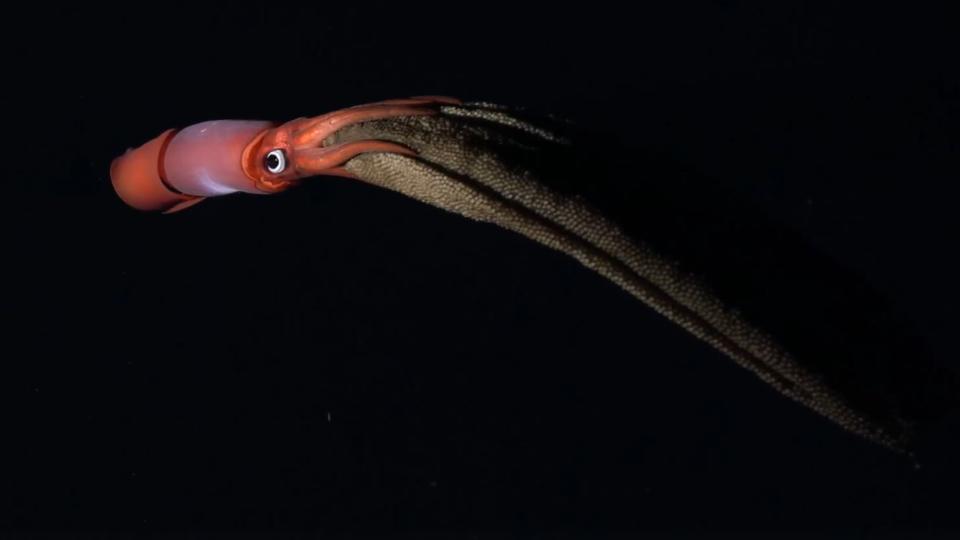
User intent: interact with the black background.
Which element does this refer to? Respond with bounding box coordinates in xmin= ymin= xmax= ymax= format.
xmin=3 ymin=3 xmax=959 ymax=535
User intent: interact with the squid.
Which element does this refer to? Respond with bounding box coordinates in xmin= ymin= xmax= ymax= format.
xmin=111 ymin=96 xmax=461 ymax=213
xmin=111 ymin=96 xmax=957 ymax=455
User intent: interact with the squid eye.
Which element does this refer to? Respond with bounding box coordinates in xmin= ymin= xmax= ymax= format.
xmin=264 ymin=149 xmax=287 ymax=174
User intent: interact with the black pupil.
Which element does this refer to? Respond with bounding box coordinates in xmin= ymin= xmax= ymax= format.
xmin=265 ymin=153 xmax=280 ymax=170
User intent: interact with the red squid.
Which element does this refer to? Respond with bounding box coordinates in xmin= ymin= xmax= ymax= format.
xmin=110 ymin=96 xmax=461 ymax=213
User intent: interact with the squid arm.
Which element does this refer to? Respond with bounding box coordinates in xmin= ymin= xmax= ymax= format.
xmin=111 ymin=96 xmax=954 ymax=453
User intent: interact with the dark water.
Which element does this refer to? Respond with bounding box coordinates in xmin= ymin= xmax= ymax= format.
xmin=3 ymin=4 xmax=959 ymax=535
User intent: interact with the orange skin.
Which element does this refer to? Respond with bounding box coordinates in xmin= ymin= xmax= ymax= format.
xmin=241 ymin=96 xmax=462 ymax=193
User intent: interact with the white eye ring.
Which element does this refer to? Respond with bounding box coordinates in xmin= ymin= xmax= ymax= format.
xmin=264 ymin=149 xmax=287 ymax=174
